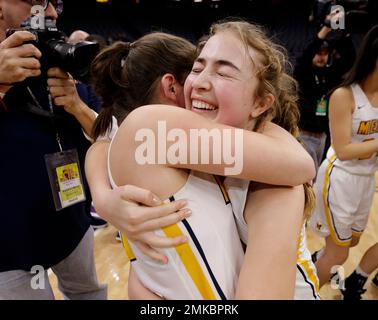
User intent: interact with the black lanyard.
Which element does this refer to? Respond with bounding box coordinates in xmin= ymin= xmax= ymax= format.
xmin=27 ymin=86 xmax=63 ymax=152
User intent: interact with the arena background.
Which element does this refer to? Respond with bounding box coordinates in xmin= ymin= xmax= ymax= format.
xmin=57 ymin=0 xmax=377 ymax=65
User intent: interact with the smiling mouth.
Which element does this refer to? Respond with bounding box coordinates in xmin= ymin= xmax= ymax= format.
xmin=192 ymin=100 xmax=218 ymax=111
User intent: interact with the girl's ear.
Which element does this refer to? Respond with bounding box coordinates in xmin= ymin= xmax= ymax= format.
xmin=161 ymin=73 xmax=180 ymax=103
xmin=161 ymin=73 xmax=176 ymax=100
xmin=250 ymin=93 xmax=275 ymax=118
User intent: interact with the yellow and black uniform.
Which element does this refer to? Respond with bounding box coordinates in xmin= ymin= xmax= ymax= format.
xmin=227 ymin=178 xmax=320 ymax=300
xmin=108 ymin=165 xmax=244 ymax=300
xmin=309 ymin=83 xmax=378 ymax=246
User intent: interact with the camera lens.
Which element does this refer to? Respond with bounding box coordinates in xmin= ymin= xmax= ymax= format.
xmin=47 ymin=40 xmax=100 ymax=81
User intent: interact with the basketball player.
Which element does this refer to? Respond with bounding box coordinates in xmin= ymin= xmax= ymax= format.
xmin=309 ymin=25 xmax=378 ymax=289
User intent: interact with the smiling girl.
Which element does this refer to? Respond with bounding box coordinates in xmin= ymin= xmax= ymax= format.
xmin=87 ymin=23 xmax=317 ymax=299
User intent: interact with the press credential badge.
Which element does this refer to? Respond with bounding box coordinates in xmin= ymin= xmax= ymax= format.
xmin=45 ymin=149 xmax=86 ymax=211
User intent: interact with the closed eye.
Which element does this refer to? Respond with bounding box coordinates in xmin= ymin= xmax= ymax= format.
xmin=191 ymin=68 xmax=203 ymax=74
xmin=217 ymin=71 xmax=230 ymax=77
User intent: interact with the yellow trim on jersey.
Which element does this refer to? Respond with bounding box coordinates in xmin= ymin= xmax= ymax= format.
xmin=121 ymin=233 xmax=136 ymax=261
xmin=297 ymin=231 xmax=320 ymax=294
xmin=161 ymin=223 xmax=217 ymax=300
xmin=297 ymin=259 xmax=320 ymax=294
xmin=120 ymin=223 xmax=217 ymax=299
xmin=322 ymin=154 xmax=352 ymax=247
xmin=213 ymin=176 xmax=230 ymax=204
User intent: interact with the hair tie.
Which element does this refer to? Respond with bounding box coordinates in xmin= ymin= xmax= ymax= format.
xmin=121 ymin=42 xmax=134 ymax=67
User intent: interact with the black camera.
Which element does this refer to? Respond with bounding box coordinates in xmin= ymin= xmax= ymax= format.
xmin=6 ymin=18 xmax=99 ymax=82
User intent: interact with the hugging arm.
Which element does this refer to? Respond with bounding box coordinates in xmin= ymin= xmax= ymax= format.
xmin=85 ymin=140 xmax=191 ymax=263
xmin=234 ymin=183 xmax=304 ymax=299
xmin=85 ymin=104 xmax=315 ymax=261
xmin=120 ymin=105 xmax=315 ymax=186
xmin=126 ymin=182 xmax=306 ymax=299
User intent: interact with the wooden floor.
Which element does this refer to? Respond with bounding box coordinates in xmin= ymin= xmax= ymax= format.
xmin=50 ymin=177 xmax=378 ymax=300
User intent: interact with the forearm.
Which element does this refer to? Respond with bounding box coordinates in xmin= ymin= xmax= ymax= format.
xmin=86 ymin=141 xmax=140 ymax=230
xmin=333 ymin=139 xmax=378 ymax=161
xmin=235 ymin=185 xmax=303 ymax=299
xmin=243 ymin=123 xmax=315 ymax=185
xmin=176 ymin=132 xmax=314 ymax=185
xmin=123 ymin=106 xmax=315 ymax=186
xmin=85 ymin=141 xmax=113 ymax=220
xmin=71 ymin=101 xmax=97 ymax=138
xmin=317 ymin=26 xmax=332 ymax=40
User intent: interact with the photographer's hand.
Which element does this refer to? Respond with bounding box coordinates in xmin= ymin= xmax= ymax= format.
xmin=0 ymin=31 xmax=42 ymax=92
xmin=47 ymin=67 xmax=96 ymax=137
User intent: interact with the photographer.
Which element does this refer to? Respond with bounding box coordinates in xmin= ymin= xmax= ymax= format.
xmin=0 ymin=0 xmax=106 ymax=299
xmin=295 ymin=8 xmax=355 ymax=175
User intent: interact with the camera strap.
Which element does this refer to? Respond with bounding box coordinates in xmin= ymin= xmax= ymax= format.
xmin=27 ymin=85 xmax=86 ymax=211
xmin=27 ymin=86 xmax=63 ymax=151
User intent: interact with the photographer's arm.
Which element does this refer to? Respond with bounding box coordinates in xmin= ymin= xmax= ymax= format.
xmin=317 ymin=25 xmax=332 ymax=40
xmin=296 ymin=8 xmax=344 ymax=70
xmin=47 ymin=67 xmax=96 ymax=137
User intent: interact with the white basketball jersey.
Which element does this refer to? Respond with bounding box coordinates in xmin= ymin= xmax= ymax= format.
xmin=326 ymin=83 xmax=378 ymax=175
xmin=109 ymin=167 xmax=244 ymax=300
xmin=227 ymin=178 xmax=320 ymax=300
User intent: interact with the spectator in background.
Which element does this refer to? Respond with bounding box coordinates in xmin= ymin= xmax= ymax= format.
xmin=67 ymin=29 xmax=89 ymax=44
xmin=67 ymin=30 xmax=109 ymax=230
xmin=0 ymin=1 xmax=106 ymax=299
xmin=67 ymin=30 xmax=106 ymax=113
xmin=295 ymin=8 xmax=355 ymax=175
xmin=86 ymin=34 xmax=108 ymax=50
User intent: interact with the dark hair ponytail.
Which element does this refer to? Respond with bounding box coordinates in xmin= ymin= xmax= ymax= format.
xmin=342 ymin=25 xmax=378 ymax=87
xmin=91 ymin=42 xmax=131 ymax=141
xmin=91 ymin=33 xmax=196 ymax=141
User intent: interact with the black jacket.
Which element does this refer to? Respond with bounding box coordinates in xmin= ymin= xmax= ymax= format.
xmin=0 ymin=82 xmax=91 ymax=272
xmin=295 ymin=35 xmax=354 ymax=133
